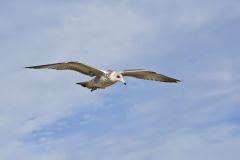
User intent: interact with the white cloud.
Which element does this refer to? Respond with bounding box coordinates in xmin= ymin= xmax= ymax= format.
xmin=0 ymin=0 xmax=240 ymax=160
xmin=2 ymin=124 xmax=239 ymax=160
xmin=0 ymin=0 xmax=155 ymax=157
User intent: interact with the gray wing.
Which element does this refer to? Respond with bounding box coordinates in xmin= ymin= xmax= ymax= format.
xmin=121 ymin=69 xmax=180 ymax=83
xmin=25 ymin=61 xmax=104 ymax=77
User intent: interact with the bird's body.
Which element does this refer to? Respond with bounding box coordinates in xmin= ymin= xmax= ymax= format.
xmin=26 ymin=61 xmax=180 ymax=91
xmin=77 ymin=71 xmax=118 ymax=91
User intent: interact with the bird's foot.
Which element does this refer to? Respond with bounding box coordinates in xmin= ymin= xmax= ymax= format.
xmin=90 ymin=87 xmax=97 ymax=92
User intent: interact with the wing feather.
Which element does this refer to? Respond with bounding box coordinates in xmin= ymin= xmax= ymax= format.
xmin=25 ymin=62 xmax=104 ymax=77
xmin=121 ymin=69 xmax=180 ymax=83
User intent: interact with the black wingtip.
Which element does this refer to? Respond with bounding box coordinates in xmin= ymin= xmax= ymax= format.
xmin=25 ymin=66 xmax=40 ymax=69
xmin=166 ymin=79 xmax=181 ymax=83
xmin=176 ymin=79 xmax=181 ymax=83
xmin=25 ymin=66 xmax=31 ymax=69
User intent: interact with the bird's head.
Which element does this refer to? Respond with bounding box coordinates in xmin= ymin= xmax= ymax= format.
xmin=111 ymin=72 xmax=126 ymax=85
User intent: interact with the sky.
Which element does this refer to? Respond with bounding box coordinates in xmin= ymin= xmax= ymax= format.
xmin=0 ymin=0 xmax=240 ymax=159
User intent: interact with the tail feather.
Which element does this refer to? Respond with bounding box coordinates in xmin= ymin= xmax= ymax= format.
xmin=76 ymin=81 xmax=98 ymax=92
xmin=76 ymin=82 xmax=88 ymax=87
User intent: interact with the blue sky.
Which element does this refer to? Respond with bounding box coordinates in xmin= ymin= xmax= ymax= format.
xmin=0 ymin=0 xmax=240 ymax=159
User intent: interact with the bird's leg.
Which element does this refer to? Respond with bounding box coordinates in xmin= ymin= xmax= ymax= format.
xmin=91 ymin=87 xmax=97 ymax=92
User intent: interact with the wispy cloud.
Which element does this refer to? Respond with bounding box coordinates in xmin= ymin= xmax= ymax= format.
xmin=0 ymin=0 xmax=240 ymax=160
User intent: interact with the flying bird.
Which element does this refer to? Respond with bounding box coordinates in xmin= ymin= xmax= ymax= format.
xmin=26 ymin=61 xmax=180 ymax=91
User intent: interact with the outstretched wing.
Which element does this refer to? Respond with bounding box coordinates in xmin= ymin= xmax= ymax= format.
xmin=25 ymin=61 xmax=104 ymax=77
xmin=121 ymin=69 xmax=180 ymax=83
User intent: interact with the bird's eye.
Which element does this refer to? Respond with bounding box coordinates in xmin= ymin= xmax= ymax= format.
xmin=117 ymin=75 xmax=120 ymax=78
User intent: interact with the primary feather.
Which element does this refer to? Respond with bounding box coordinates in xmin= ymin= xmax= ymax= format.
xmin=25 ymin=61 xmax=104 ymax=77
xmin=121 ymin=69 xmax=180 ymax=83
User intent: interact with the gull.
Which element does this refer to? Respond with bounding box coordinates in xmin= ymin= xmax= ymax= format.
xmin=26 ymin=61 xmax=180 ymax=91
